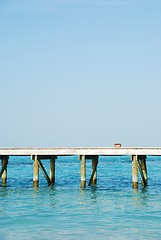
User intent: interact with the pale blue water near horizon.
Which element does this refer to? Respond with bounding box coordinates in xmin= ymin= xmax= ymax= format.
xmin=1 ymin=156 xmax=161 ymax=240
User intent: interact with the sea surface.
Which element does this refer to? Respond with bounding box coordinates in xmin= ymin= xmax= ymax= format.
xmin=1 ymin=155 xmax=161 ymax=240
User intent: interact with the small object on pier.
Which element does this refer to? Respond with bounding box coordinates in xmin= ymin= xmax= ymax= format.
xmin=114 ymin=143 xmax=121 ymax=148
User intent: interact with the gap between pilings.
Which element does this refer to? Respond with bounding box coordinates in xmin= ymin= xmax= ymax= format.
xmin=79 ymin=155 xmax=99 ymax=188
xmin=31 ymin=155 xmax=57 ymax=187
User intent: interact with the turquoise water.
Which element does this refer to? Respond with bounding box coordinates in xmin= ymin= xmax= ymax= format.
xmin=1 ymin=156 xmax=161 ymax=239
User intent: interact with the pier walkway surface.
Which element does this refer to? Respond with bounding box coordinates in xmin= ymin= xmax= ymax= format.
xmin=0 ymin=147 xmax=161 ymax=156
xmin=0 ymin=147 xmax=161 ymax=188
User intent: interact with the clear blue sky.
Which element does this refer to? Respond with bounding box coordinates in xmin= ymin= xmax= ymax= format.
xmin=0 ymin=0 xmax=161 ymax=147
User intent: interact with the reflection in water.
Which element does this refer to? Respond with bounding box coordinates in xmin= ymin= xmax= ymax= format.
xmin=0 ymin=185 xmax=8 ymax=197
xmin=132 ymin=187 xmax=149 ymax=207
xmin=90 ymin=186 xmax=98 ymax=200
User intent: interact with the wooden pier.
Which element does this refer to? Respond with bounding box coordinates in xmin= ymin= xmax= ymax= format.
xmin=0 ymin=147 xmax=160 ymax=188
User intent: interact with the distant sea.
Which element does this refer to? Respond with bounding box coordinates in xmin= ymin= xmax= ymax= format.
xmin=1 ymin=156 xmax=161 ymax=240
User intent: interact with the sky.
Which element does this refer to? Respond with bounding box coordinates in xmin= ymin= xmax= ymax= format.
xmin=0 ymin=0 xmax=161 ymax=147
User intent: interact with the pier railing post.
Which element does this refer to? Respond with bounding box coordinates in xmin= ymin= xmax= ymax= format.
xmin=80 ymin=155 xmax=86 ymax=188
xmin=132 ymin=155 xmax=138 ymax=188
xmin=33 ymin=155 xmax=39 ymax=187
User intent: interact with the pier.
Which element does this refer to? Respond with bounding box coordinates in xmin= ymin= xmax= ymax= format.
xmin=0 ymin=147 xmax=161 ymax=188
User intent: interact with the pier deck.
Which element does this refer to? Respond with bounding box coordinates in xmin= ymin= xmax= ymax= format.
xmin=0 ymin=147 xmax=160 ymax=188
xmin=0 ymin=147 xmax=161 ymax=156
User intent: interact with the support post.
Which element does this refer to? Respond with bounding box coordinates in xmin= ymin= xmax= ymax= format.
xmin=132 ymin=155 xmax=138 ymax=188
xmin=33 ymin=155 xmax=39 ymax=187
xmin=1 ymin=156 xmax=9 ymax=185
xmin=50 ymin=157 xmax=56 ymax=185
xmin=80 ymin=155 xmax=86 ymax=188
xmin=138 ymin=155 xmax=148 ymax=187
xmin=88 ymin=156 xmax=98 ymax=186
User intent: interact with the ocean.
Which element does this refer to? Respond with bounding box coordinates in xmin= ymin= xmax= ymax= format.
xmin=1 ymin=155 xmax=161 ymax=239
